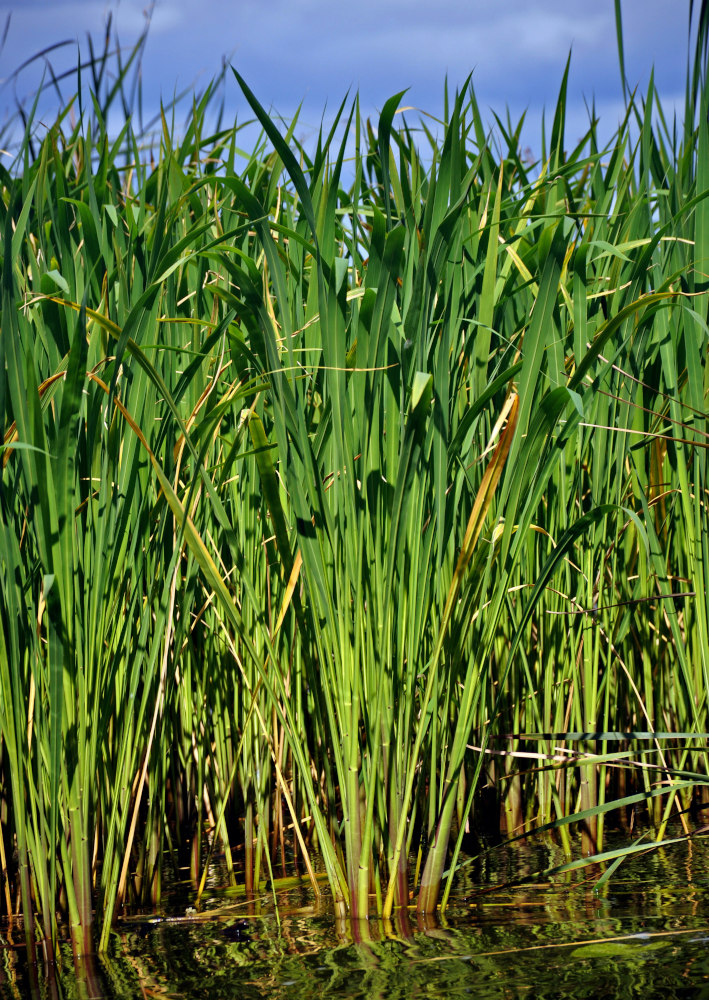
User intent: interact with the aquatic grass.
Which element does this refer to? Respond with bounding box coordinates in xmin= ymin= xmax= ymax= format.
xmin=1 ymin=3 xmax=709 ymax=964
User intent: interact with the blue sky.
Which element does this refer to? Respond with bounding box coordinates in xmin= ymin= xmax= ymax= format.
xmin=0 ymin=1 xmax=693 ymax=155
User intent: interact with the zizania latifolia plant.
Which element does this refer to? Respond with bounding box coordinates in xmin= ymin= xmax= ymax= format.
xmin=2 ymin=0 xmax=709 ymax=964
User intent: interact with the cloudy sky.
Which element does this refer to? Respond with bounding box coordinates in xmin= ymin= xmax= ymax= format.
xmin=0 ymin=0 xmax=695 ymax=155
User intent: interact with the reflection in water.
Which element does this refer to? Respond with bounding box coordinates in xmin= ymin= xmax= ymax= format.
xmin=3 ymin=837 xmax=709 ymax=999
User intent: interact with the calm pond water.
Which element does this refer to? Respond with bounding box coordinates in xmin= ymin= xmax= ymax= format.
xmin=4 ymin=837 xmax=709 ymax=999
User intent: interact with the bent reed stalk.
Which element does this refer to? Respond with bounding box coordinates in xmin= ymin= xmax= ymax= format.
xmin=2 ymin=5 xmax=709 ymax=959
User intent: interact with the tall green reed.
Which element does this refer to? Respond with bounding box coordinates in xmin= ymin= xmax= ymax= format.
xmin=1 ymin=3 xmax=709 ymax=961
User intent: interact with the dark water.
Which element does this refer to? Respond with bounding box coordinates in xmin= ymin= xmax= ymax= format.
xmin=4 ymin=838 xmax=709 ymax=1000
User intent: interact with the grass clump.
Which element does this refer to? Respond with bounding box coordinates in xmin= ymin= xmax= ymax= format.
xmin=2 ymin=3 xmax=709 ymax=964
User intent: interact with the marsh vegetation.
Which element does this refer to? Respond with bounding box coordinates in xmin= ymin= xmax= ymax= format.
xmin=2 ymin=2 xmax=709 ymax=968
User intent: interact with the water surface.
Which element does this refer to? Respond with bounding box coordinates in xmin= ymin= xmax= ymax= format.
xmin=4 ymin=838 xmax=709 ymax=999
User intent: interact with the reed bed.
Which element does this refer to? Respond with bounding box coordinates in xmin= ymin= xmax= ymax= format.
xmin=2 ymin=6 xmax=709 ymax=962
